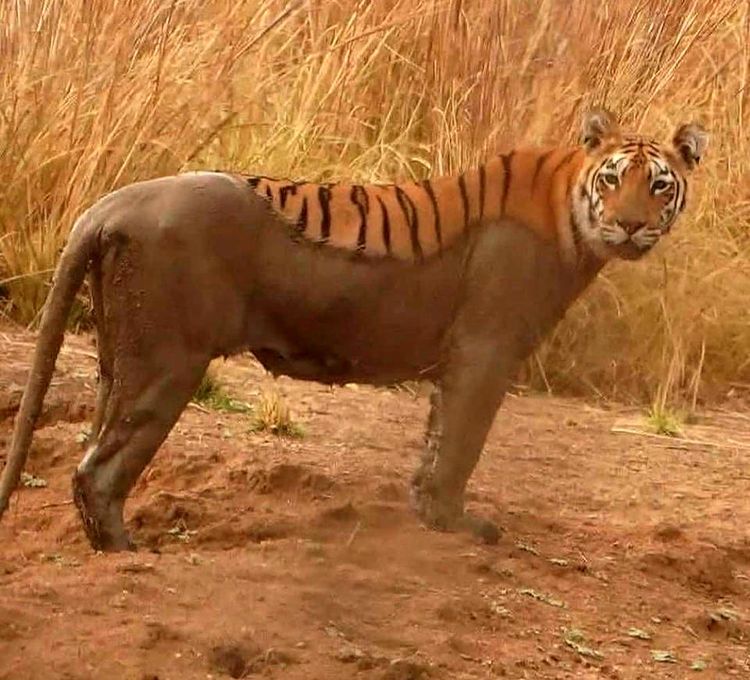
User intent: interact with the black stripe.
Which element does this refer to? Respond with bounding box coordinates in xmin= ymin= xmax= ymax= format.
xmin=265 ymin=185 xmax=273 ymax=201
xmin=587 ymin=156 xmax=608 ymax=199
xmin=318 ymin=186 xmax=332 ymax=242
xmin=456 ymin=175 xmax=469 ymax=229
xmin=500 ymin=152 xmax=514 ymax=215
xmin=351 ymin=185 xmax=369 ymax=251
xmin=532 ymin=149 xmax=554 ymax=188
xmin=549 ymin=149 xmax=579 ymax=178
xmin=642 ymin=146 xmax=662 ymax=159
xmin=422 ymin=180 xmax=443 ymax=248
xmin=296 ymin=197 xmax=308 ymax=233
xmin=589 ymin=192 xmax=599 ymax=222
xmin=664 ymin=176 xmax=682 ymax=226
xmin=395 ymin=187 xmax=423 ymax=260
xmin=246 ymin=176 xmax=261 ymax=189
xmin=279 ymin=184 xmax=297 ymax=209
xmin=479 ymin=165 xmax=486 ymax=219
xmin=677 ymin=185 xmax=687 ymax=213
xmin=570 ymin=209 xmax=582 ymax=247
xmin=377 ymin=196 xmax=391 ymax=254
xmin=662 ymin=185 xmax=676 ymax=202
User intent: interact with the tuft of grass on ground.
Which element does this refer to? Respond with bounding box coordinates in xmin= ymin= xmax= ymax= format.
xmin=250 ymin=388 xmax=304 ymax=438
xmin=193 ymin=372 xmax=252 ymax=414
xmin=646 ymin=405 xmax=684 ymax=437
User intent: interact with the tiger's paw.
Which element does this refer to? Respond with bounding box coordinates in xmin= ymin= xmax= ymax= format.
xmin=455 ymin=513 xmax=501 ymax=545
xmin=410 ymin=481 xmax=501 ymax=545
xmin=72 ymin=472 xmax=137 ymax=553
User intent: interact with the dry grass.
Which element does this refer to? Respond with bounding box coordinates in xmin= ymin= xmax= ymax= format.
xmin=1 ymin=0 xmax=748 ymax=406
xmin=192 ymin=369 xmax=252 ymax=413
xmin=251 ymin=387 xmax=303 ymax=438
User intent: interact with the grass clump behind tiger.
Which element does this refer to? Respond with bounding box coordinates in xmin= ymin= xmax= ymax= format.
xmin=192 ymin=370 xmax=252 ymax=414
xmin=192 ymin=366 xmax=303 ymax=438
xmin=0 ymin=0 xmax=747 ymax=410
xmin=249 ymin=388 xmax=305 ymax=439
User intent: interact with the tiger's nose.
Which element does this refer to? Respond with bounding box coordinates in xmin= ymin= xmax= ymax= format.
xmin=618 ymin=220 xmax=646 ymax=235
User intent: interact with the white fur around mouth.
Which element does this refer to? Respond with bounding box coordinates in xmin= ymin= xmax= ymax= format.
xmin=598 ymin=223 xmax=662 ymax=252
xmin=600 ymin=224 xmax=629 ymax=245
xmin=631 ymin=227 xmax=662 ymax=249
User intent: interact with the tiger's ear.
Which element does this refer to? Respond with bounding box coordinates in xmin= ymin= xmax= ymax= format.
xmin=673 ymin=122 xmax=708 ymax=170
xmin=580 ymin=108 xmax=620 ymax=151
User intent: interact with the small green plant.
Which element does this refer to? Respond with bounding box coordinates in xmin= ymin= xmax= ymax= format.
xmin=250 ymin=388 xmax=304 ymax=438
xmin=193 ymin=372 xmax=251 ymax=414
xmin=646 ymin=405 xmax=684 ymax=437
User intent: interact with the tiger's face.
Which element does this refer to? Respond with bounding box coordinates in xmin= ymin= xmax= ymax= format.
xmin=574 ymin=108 xmax=708 ymax=261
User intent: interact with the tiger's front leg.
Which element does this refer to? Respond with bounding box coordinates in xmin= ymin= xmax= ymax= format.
xmin=411 ymin=385 xmax=442 ymax=491
xmin=411 ymin=341 xmax=517 ymax=545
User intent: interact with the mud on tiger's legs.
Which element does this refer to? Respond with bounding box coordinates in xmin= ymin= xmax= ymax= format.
xmin=410 ymin=384 xmax=442 ymax=492
xmin=411 ymin=348 xmax=512 ymax=545
xmin=72 ymin=354 xmax=209 ymax=552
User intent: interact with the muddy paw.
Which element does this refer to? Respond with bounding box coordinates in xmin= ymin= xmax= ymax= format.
xmin=71 ymin=472 xmax=136 ymax=552
xmin=456 ymin=513 xmax=501 ymax=545
xmin=410 ymin=481 xmax=500 ymax=545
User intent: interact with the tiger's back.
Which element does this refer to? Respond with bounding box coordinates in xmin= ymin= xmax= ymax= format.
xmin=239 ymin=145 xmax=585 ymax=262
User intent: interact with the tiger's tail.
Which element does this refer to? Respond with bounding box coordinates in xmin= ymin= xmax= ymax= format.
xmin=0 ymin=210 xmax=100 ymax=520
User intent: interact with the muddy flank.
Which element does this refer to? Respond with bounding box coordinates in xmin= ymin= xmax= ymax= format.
xmin=1 ymin=323 xmax=749 ymax=679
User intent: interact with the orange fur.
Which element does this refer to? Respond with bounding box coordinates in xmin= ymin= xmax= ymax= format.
xmin=241 ymin=146 xmax=588 ymax=262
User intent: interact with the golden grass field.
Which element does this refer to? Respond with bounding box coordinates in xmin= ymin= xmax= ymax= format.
xmin=0 ymin=0 xmax=748 ymax=408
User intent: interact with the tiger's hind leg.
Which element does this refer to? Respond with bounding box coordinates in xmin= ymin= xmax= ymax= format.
xmin=89 ymin=368 xmax=113 ymax=443
xmin=72 ymin=350 xmax=209 ymax=551
xmin=71 ymin=242 xmax=211 ymax=551
xmin=88 ymin=261 xmax=113 ymax=444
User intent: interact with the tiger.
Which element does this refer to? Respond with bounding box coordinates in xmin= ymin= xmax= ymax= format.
xmin=0 ymin=108 xmax=707 ymax=552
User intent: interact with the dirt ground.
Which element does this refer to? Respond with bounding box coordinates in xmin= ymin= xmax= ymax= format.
xmin=1 ymin=322 xmax=749 ymax=680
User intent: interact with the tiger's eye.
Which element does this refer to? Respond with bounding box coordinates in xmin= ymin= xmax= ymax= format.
xmin=600 ymin=173 xmax=619 ymax=188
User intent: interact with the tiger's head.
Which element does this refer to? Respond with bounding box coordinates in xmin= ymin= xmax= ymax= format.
xmin=573 ymin=108 xmax=708 ymax=261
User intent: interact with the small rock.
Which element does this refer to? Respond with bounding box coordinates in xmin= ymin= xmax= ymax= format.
xmin=336 ymin=644 xmax=367 ymax=663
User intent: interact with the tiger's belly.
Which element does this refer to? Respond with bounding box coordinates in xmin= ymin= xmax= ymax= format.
xmin=249 ymin=345 xmax=440 ymax=386
xmin=245 ymin=298 xmax=450 ymax=386
xmin=242 ymin=236 xmax=467 ymax=385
